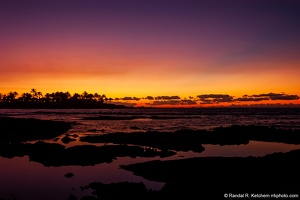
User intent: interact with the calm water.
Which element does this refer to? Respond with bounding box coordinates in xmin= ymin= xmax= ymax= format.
xmin=0 ymin=108 xmax=300 ymax=199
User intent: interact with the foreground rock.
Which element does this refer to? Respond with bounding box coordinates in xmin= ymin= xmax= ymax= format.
xmin=0 ymin=141 xmax=175 ymax=166
xmin=80 ymin=125 xmax=300 ymax=153
xmin=61 ymin=135 xmax=76 ymax=144
xmin=64 ymin=173 xmax=74 ymax=178
xmin=0 ymin=117 xmax=72 ymax=143
xmin=79 ymin=182 xmax=165 ymax=200
xmin=80 ymin=131 xmax=207 ymax=153
xmin=120 ymin=149 xmax=300 ymax=198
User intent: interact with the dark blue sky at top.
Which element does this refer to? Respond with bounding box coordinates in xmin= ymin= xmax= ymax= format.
xmin=2 ymin=0 xmax=300 ymax=39
xmin=1 ymin=0 xmax=300 ymax=65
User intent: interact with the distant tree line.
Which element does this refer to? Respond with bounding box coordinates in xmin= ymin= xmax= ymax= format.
xmin=0 ymin=89 xmax=124 ymax=109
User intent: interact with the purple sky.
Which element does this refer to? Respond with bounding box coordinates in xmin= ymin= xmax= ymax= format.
xmin=1 ymin=0 xmax=300 ymax=106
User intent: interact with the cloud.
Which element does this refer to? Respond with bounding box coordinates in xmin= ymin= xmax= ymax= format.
xmin=252 ymin=93 xmax=299 ymax=101
xmin=151 ymin=99 xmax=197 ymax=106
xmin=199 ymin=99 xmax=214 ymax=104
xmin=235 ymin=97 xmax=269 ymax=102
xmin=115 ymin=92 xmax=299 ymax=107
xmin=197 ymin=93 xmax=299 ymax=104
xmin=197 ymin=94 xmax=232 ymax=99
xmin=155 ymin=96 xmax=181 ymax=100
xmin=197 ymin=94 xmax=234 ymax=104
xmin=112 ymin=101 xmax=137 ymax=107
xmin=121 ymin=97 xmax=141 ymax=101
xmin=151 ymin=100 xmax=181 ymax=106
xmin=236 ymin=93 xmax=299 ymax=101
xmin=145 ymin=96 xmax=154 ymax=100
xmin=141 ymin=95 xmax=198 ymax=106
xmin=180 ymin=99 xmax=197 ymax=105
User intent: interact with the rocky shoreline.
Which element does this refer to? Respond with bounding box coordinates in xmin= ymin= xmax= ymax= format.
xmin=1 ymin=118 xmax=300 ymax=200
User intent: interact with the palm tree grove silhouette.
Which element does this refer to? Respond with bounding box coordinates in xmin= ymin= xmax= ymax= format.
xmin=0 ymin=89 xmax=126 ymax=109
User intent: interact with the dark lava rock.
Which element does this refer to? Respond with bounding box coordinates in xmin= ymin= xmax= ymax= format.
xmin=80 ymin=131 xmax=205 ymax=153
xmin=121 ymin=148 xmax=300 ymax=195
xmin=88 ymin=182 xmax=149 ymax=200
xmin=61 ymin=135 xmax=76 ymax=144
xmin=130 ymin=126 xmax=139 ymax=130
xmin=64 ymin=173 xmax=74 ymax=178
xmin=80 ymin=125 xmax=300 ymax=154
xmin=80 ymin=195 xmax=97 ymax=200
xmin=0 ymin=117 xmax=72 ymax=143
xmin=67 ymin=194 xmax=77 ymax=200
xmin=53 ymin=137 xmax=60 ymax=142
xmin=0 ymin=141 xmax=175 ymax=167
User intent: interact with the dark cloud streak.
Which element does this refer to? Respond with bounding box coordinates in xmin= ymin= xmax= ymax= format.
xmin=197 ymin=94 xmax=234 ymax=103
xmin=197 ymin=93 xmax=299 ymax=105
xmin=235 ymin=97 xmax=269 ymax=102
xmin=115 ymin=92 xmax=299 ymax=106
xmin=251 ymin=93 xmax=299 ymax=101
xmin=120 ymin=97 xmax=141 ymax=101
xmin=237 ymin=93 xmax=300 ymax=101
xmin=155 ymin=96 xmax=181 ymax=100
xmin=151 ymin=100 xmax=197 ymax=106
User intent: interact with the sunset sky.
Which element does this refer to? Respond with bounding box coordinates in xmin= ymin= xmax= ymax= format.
xmin=1 ymin=0 xmax=300 ymax=107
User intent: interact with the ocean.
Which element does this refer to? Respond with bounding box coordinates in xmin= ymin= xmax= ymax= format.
xmin=0 ymin=107 xmax=300 ymax=199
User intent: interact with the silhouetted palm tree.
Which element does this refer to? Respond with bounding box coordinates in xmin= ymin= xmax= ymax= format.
xmin=2 ymin=94 xmax=7 ymax=102
xmin=37 ymin=91 xmax=43 ymax=100
xmin=30 ymin=88 xmax=38 ymax=102
xmin=30 ymin=88 xmax=37 ymax=96
xmin=94 ymin=93 xmax=99 ymax=101
xmin=49 ymin=93 xmax=56 ymax=101
xmin=81 ymin=91 xmax=88 ymax=100
xmin=7 ymin=91 xmax=18 ymax=102
xmin=60 ymin=92 xmax=71 ymax=101
xmin=86 ymin=93 xmax=94 ymax=100
xmin=71 ymin=93 xmax=81 ymax=100
xmin=21 ymin=93 xmax=32 ymax=102
xmin=54 ymin=92 xmax=61 ymax=102
xmin=101 ymin=94 xmax=106 ymax=103
xmin=44 ymin=93 xmax=51 ymax=102
xmin=65 ymin=91 xmax=71 ymax=99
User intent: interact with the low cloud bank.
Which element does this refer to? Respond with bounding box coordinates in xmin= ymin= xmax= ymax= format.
xmin=111 ymin=92 xmax=299 ymax=107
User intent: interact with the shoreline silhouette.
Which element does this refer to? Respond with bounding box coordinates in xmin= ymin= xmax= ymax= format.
xmin=1 ymin=110 xmax=300 ymax=200
xmin=0 ymin=89 xmax=127 ymax=109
